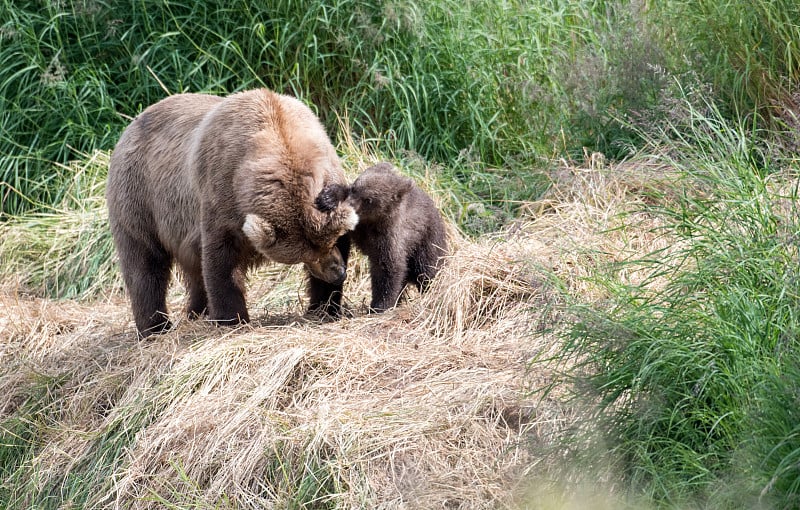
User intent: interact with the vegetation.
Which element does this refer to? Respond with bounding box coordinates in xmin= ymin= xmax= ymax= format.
xmin=556 ymin=99 xmax=800 ymax=507
xmin=2 ymin=0 xmax=800 ymax=508
xmin=1 ymin=0 xmax=598 ymax=216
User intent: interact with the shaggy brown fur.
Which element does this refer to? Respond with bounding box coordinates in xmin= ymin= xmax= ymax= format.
xmin=317 ymin=163 xmax=447 ymax=312
xmin=107 ymin=89 xmax=358 ymax=337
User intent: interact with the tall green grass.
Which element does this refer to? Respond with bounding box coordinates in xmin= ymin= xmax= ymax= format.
xmin=1 ymin=0 xmax=614 ymax=216
xmin=3 ymin=1 xmax=800 ymax=215
xmin=0 ymin=372 xmax=68 ymax=504
xmin=648 ymin=0 xmax=800 ymax=116
xmin=556 ymin=96 xmax=800 ymax=507
xmin=0 ymin=151 xmax=119 ymax=299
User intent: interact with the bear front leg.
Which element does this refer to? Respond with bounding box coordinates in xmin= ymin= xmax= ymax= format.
xmin=307 ymin=234 xmax=350 ymax=318
xmin=202 ymin=230 xmax=249 ymax=325
xmin=368 ymin=252 xmax=407 ymax=313
xmin=307 ymin=277 xmax=345 ymax=318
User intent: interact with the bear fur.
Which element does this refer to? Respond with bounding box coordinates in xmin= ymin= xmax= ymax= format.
xmin=316 ymin=162 xmax=447 ymax=312
xmin=107 ymin=88 xmax=358 ymax=337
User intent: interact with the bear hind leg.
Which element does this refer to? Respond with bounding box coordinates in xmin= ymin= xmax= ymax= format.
xmin=368 ymin=256 xmax=407 ymax=313
xmin=184 ymin=267 xmax=208 ymax=319
xmin=410 ymin=242 xmax=445 ymax=294
xmin=116 ymin=234 xmax=174 ymax=337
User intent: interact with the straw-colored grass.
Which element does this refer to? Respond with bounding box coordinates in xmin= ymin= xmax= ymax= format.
xmin=0 ymin=155 xmax=673 ymax=509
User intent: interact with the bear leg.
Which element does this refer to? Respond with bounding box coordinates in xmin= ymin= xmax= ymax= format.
xmin=202 ymin=231 xmax=250 ymax=325
xmin=184 ymin=267 xmax=208 ymax=319
xmin=307 ymin=234 xmax=350 ymax=318
xmin=409 ymin=243 xmax=443 ymax=294
xmin=116 ymin=234 xmax=174 ymax=337
xmin=368 ymin=255 xmax=407 ymax=312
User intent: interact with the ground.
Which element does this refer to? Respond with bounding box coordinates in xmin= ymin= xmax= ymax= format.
xmin=0 ymin=158 xmax=662 ymax=508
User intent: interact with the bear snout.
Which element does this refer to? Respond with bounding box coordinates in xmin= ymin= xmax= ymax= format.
xmin=328 ymin=265 xmax=347 ymax=286
xmin=307 ymin=262 xmax=346 ymax=286
xmin=305 ymin=247 xmax=347 ymax=285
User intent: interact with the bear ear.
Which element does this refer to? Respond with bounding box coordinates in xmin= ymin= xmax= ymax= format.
xmin=366 ymin=162 xmax=396 ymax=174
xmin=314 ymin=183 xmax=350 ymax=213
xmin=309 ymin=201 xmax=359 ymax=244
xmin=392 ymin=175 xmax=415 ymax=201
xmin=336 ymin=203 xmax=359 ymax=232
xmin=242 ymin=214 xmax=276 ymax=248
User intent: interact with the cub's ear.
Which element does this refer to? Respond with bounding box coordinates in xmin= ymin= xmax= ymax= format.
xmin=392 ymin=175 xmax=415 ymax=201
xmin=314 ymin=183 xmax=350 ymax=212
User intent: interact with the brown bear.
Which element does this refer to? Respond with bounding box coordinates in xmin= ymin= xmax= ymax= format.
xmin=107 ymin=88 xmax=358 ymax=337
xmin=316 ymin=162 xmax=448 ymax=312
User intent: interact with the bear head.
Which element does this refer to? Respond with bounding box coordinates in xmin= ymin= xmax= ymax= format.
xmin=242 ymin=184 xmax=358 ymax=285
xmin=338 ymin=162 xmax=415 ymax=223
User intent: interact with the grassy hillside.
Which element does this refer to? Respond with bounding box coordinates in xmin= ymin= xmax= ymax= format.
xmin=0 ymin=141 xmax=652 ymax=508
xmin=0 ymin=194 xmax=566 ymax=508
xmin=2 ymin=0 xmax=800 ymax=508
xmin=4 ymin=125 xmax=800 ymax=507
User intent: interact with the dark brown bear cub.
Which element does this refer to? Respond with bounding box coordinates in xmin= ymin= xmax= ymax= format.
xmin=316 ymin=162 xmax=447 ymax=312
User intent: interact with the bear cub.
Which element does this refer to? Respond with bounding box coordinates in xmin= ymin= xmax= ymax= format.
xmin=316 ymin=162 xmax=448 ymax=312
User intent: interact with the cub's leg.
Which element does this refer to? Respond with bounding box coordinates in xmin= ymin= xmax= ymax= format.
xmin=307 ymin=235 xmax=350 ymax=318
xmin=114 ymin=231 xmax=173 ymax=337
xmin=368 ymin=250 xmax=407 ymax=313
xmin=409 ymin=242 xmax=444 ymax=294
xmin=202 ymin=230 xmax=249 ymax=325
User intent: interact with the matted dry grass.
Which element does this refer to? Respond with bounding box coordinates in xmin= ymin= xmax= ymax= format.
xmin=0 ymin=156 xmax=678 ymax=509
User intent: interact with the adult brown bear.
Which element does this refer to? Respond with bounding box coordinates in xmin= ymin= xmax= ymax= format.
xmin=107 ymin=89 xmax=358 ymax=337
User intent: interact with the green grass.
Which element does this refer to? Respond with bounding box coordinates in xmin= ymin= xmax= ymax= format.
xmin=554 ymin=95 xmax=800 ymax=506
xmin=746 ymin=360 xmax=800 ymax=508
xmin=143 ymin=460 xmax=239 ymax=509
xmin=647 ymin=0 xmax=800 ymax=117
xmin=0 ymin=373 xmax=68 ymax=504
xmin=0 ymin=151 xmax=119 ymax=299
xmin=2 ymin=0 xmax=599 ymax=216
xmin=3 ymin=1 xmax=800 ymax=213
xmin=0 ymin=346 xmax=211 ymax=509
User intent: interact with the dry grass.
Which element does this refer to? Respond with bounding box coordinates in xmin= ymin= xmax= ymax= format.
xmin=0 ymin=156 xmax=676 ymax=509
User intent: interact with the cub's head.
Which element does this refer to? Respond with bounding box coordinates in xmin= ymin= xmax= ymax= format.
xmin=344 ymin=162 xmax=414 ymax=223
